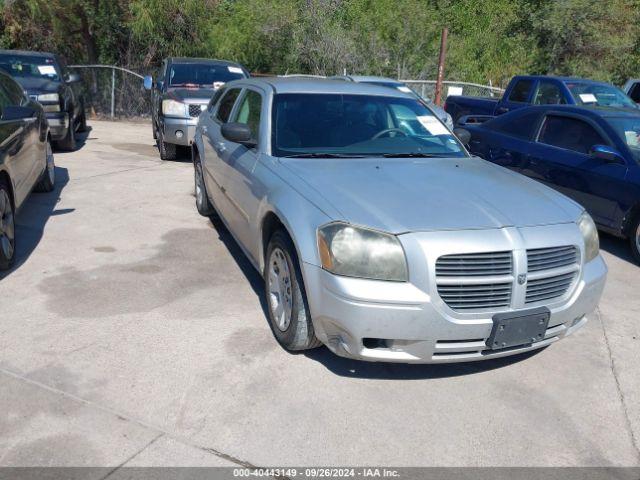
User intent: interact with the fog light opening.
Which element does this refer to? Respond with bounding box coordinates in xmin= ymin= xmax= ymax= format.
xmin=362 ymin=338 xmax=390 ymax=350
xmin=175 ymin=130 xmax=184 ymax=139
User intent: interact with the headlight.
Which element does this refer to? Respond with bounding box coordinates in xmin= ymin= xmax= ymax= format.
xmin=317 ymin=223 xmax=408 ymax=281
xmin=162 ymin=99 xmax=187 ymax=117
xmin=37 ymin=93 xmax=59 ymax=103
xmin=578 ymin=212 xmax=599 ymax=262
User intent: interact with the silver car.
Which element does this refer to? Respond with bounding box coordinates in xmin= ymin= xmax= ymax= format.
xmin=192 ymin=77 xmax=606 ymax=364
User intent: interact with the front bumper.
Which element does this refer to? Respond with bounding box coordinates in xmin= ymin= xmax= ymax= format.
xmin=161 ymin=116 xmax=198 ymax=146
xmin=46 ymin=112 xmax=69 ymax=140
xmin=303 ymin=223 xmax=607 ymax=363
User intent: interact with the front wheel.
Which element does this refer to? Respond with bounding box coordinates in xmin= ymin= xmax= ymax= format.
xmin=630 ymin=216 xmax=640 ymax=264
xmin=194 ymin=155 xmax=215 ymax=216
xmin=0 ymin=179 xmax=15 ymax=270
xmin=158 ymin=130 xmax=177 ymax=161
xmin=264 ymin=230 xmax=321 ymax=351
xmin=34 ymin=141 xmax=55 ymax=193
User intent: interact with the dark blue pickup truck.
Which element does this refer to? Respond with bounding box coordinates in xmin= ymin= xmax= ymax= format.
xmin=445 ymin=75 xmax=638 ymax=126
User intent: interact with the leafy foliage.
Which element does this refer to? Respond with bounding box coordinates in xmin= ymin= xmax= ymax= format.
xmin=1 ymin=0 xmax=638 ymax=86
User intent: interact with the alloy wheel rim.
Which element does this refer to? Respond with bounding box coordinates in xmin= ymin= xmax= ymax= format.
xmin=195 ymin=163 xmax=204 ymax=208
xmin=0 ymin=190 xmax=15 ymax=260
xmin=46 ymin=142 xmax=55 ymax=185
xmin=268 ymin=247 xmax=293 ymax=332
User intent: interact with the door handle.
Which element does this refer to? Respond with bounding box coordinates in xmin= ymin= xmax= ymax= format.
xmin=214 ymin=142 xmax=226 ymax=153
xmin=201 ymin=125 xmax=208 ymax=134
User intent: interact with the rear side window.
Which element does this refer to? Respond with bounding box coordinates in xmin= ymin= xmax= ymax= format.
xmin=0 ymin=74 xmax=24 ymax=106
xmin=538 ymin=115 xmax=606 ymax=154
xmin=533 ymin=82 xmax=566 ymax=105
xmin=233 ymin=90 xmax=262 ymax=141
xmin=629 ymin=83 xmax=640 ymax=103
xmin=508 ymin=80 xmax=533 ymax=103
xmin=487 ymin=111 xmax=540 ymax=140
xmin=0 ymin=80 xmax=11 ymax=116
xmin=215 ymin=88 xmax=241 ymax=123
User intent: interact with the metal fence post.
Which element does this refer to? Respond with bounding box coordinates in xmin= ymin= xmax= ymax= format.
xmin=111 ymin=67 xmax=115 ymax=119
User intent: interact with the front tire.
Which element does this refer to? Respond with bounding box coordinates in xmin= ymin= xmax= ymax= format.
xmin=158 ymin=130 xmax=177 ymax=161
xmin=0 ymin=179 xmax=16 ymax=270
xmin=264 ymin=230 xmax=321 ymax=351
xmin=194 ymin=154 xmax=215 ymax=216
xmin=34 ymin=141 xmax=55 ymax=193
xmin=56 ymin=120 xmax=76 ymax=151
xmin=630 ymin=216 xmax=640 ymax=264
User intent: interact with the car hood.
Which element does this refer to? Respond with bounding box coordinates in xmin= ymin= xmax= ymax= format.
xmin=13 ymin=77 xmax=61 ymax=94
xmin=280 ymin=156 xmax=582 ymax=233
xmin=167 ymin=87 xmax=216 ymax=102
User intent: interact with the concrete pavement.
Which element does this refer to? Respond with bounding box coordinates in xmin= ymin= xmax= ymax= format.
xmin=0 ymin=120 xmax=638 ymax=468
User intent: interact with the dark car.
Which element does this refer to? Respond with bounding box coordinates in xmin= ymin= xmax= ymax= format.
xmin=0 ymin=50 xmax=87 ymax=151
xmin=144 ymin=57 xmax=249 ymax=160
xmin=445 ymin=75 xmax=638 ymax=126
xmin=0 ymin=70 xmax=56 ymax=269
xmin=462 ymin=105 xmax=640 ymax=261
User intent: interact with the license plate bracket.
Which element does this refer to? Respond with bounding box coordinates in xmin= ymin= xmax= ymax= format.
xmin=487 ymin=307 xmax=550 ymax=350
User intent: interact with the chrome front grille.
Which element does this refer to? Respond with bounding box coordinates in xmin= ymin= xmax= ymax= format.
xmin=436 ymin=252 xmax=513 ymax=311
xmin=525 ymin=272 xmax=576 ymax=304
xmin=527 ymin=246 xmax=578 ymax=272
xmin=188 ymin=104 xmax=204 ymax=117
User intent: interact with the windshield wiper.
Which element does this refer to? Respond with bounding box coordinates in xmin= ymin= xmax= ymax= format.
xmin=282 ymin=153 xmax=366 ymax=158
xmin=381 ymin=152 xmax=447 ymax=158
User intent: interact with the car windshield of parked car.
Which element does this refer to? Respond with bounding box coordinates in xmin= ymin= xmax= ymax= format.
xmin=567 ymin=82 xmax=637 ymax=108
xmin=271 ymin=93 xmax=466 ymax=158
xmin=168 ymin=63 xmax=245 ymax=88
xmin=607 ymin=117 xmax=640 ymax=162
xmin=0 ymin=54 xmax=61 ymax=82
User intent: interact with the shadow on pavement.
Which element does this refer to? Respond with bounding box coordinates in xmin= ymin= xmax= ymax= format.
xmin=599 ymin=232 xmax=637 ymax=266
xmin=207 ymin=213 xmax=544 ymax=379
xmin=0 ymin=166 xmax=70 ymax=280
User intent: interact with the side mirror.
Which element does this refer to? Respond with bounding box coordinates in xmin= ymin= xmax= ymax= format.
xmin=65 ymin=73 xmax=81 ymax=83
xmin=221 ymin=122 xmax=256 ymax=147
xmin=143 ymin=75 xmax=153 ymax=90
xmin=1 ymin=105 xmax=36 ymax=121
xmin=590 ymin=144 xmax=625 ymax=164
xmin=156 ymin=80 xmax=164 ymax=91
xmin=453 ymin=127 xmax=471 ymax=145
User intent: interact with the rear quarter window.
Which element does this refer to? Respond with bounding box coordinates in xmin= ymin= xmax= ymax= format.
xmin=486 ymin=111 xmax=540 ymax=140
xmin=507 ymin=80 xmax=534 ymax=103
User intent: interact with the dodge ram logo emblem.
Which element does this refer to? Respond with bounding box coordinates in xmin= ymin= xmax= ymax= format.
xmin=518 ymin=274 xmax=527 ymax=285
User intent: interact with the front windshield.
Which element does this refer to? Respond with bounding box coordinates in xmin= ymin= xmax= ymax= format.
xmin=567 ymin=82 xmax=637 ymax=108
xmin=0 ymin=54 xmax=61 ymax=82
xmin=608 ymin=117 xmax=640 ymax=163
xmin=271 ymin=93 xmax=466 ymax=158
xmin=168 ymin=63 xmax=245 ymax=88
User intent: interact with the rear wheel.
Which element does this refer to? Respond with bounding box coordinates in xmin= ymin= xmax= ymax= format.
xmin=264 ymin=230 xmax=321 ymax=351
xmin=77 ymin=109 xmax=88 ymax=133
xmin=34 ymin=140 xmax=55 ymax=193
xmin=0 ymin=179 xmax=15 ymax=270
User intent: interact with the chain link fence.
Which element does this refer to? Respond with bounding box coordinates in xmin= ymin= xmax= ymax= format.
xmin=66 ymin=65 xmax=504 ymax=119
xmin=68 ymin=65 xmax=153 ymax=119
xmin=401 ymin=80 xmax=504 ymax=102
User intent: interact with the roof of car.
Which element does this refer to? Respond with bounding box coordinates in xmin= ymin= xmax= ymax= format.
xmin=0 ymin=49 xmax=56 ymax=58
xmin=514 ymin=75 xmax=618 ymax=87
xmin=231 ymin=77 xmax=411 ymax=97
xmin=167 ymin=57 xmax=244 ymax=67
xmin=498 ymin=104 xmax=640 ymax=120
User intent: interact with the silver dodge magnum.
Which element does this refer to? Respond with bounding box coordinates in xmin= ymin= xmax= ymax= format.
xmin=192 ymin=77 xmax=607 ymax=363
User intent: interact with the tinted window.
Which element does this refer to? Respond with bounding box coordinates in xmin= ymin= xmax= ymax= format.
xmin=607 ymin=117 xmax=640 ymax=163
xmin=487 ymin=110 xmax=540 ymax=140
xmin=168 ymin=63 xmax=245 ymax=88
xmin=538 ymin=115 xmax=606 ymax=154
xmin=533 ymin=81 xmax=566 ymax=105
xmin=628 ymin=83 xmax=640 ymax=103
xmin=0 ymin=79 xmax=12 ymax=116
xmin=271 ymin=93 xmax=466 ymax=158
xmin=234 ymin=90 xmax=262 ymax=141
xmin=0 ymin=74 xmax=25 ymax=106
xmin=215 ymin=89 xmax=241 ymax=123
xmin=508 ymin=80 xmax=533 ymax=103
xmin=0 ymin=53 xmax=61 ymax=82
xmin=566 ymin=82 xmax=636 ymax=108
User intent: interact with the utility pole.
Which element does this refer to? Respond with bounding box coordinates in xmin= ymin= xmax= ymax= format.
xmin=434 ymin=27 xmax=448 ymax=106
